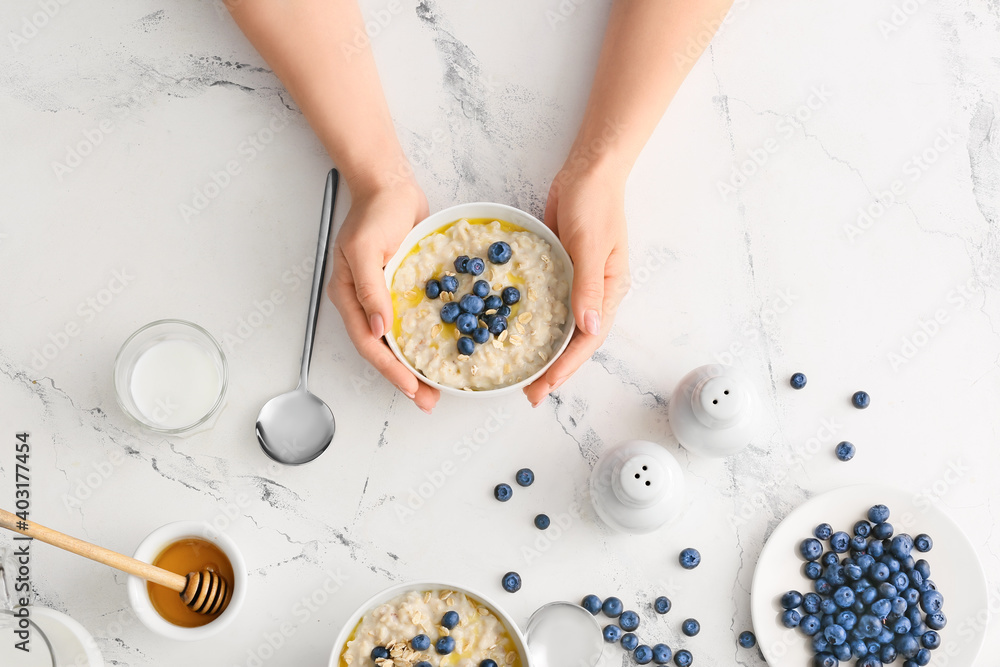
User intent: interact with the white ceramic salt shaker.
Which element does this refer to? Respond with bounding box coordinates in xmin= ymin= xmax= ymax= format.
xmin=668 ymin=364 xmax=761 ymax=458
xmin=590 ymin=439 xmax=686 ymax=534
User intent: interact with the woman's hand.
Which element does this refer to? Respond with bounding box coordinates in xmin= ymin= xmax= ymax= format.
xmin=524 ymin=161 xmax=631 ymax=406
xmin=327 ymin=176 xmax=440 ymax=412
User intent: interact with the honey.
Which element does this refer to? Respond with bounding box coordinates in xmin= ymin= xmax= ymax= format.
xmin=147 ymin=538 xmax=234 ymax=627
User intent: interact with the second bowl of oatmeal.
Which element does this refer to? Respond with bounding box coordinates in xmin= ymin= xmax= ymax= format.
xmin=384 ymin=202 xmax=574 ymax=396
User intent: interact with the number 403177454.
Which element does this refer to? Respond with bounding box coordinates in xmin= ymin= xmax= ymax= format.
xmin=14 ymin=433 xmax=30 ymax=518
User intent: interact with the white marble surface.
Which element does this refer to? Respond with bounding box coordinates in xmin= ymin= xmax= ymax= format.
xmin=2 ymin=0 xmax=1000 ymax=665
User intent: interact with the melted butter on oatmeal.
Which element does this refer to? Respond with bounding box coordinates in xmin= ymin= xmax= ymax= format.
xmin=340 ymin=589 xmax=523 ymax=667
xmin=390 ymin=218 xmax=570 ymax=391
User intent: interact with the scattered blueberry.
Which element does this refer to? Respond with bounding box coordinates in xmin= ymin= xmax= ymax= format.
xmin=914 ymin=534 xmax=933 ymax=552
xmin=790 ymin=372 xmax=807 ymax=389
xmin=738 ymin=631 xmax=756 ymax=648
xmin=867 ymin=504 xmax=890 ymax=523
xmin=441 ymin=275 xmax=459 ymax=292
xmin=472 ymin=326 xmax=490 ymax=344
xmin=459 ymin=294 xmax=485 ymax=315
xmin=836 ymin=441 xmax=856 ymax=462
xmin=480 ymin=661 xmax=498 ymax=667
xmin=371 ymin=647 xmax=389 ymax=661
xmin=652 ymin=644 xmax=672 ymax=665
xmin=415 ymin=662 xmax=432 ymax=667
xmin=654 ymin=596 xmax=672 ymax=614
xmin=781 ymin=609 xmax=801 ymax=628
xmin=814 ymin=524 xmax=833 ymax=540
xmin=454 ymin=256 xmax=470 ymax=273
xmin=634 ymin=645 xmax=653 ymax=664
xmin=457 ymin=336 xmax=475 ymax=356
xmin=853 ymin=521 xmax=871 ymax=538
xmin=483 ymin=295 xmax=502 ymax=311
xmin=872 ymin=521 xmax=894 ymax=540
xmin=852 ymin=390 xmax=870 ymax=409
xmin=602 ymin=597 xmax=623 ymax=617
xmin=830 ymin=532 xmax=851 ymax=553
xmin=621 ymin=633 xmax=639 ymax=651
xmin=502 ymin=571 xmax=521 ymax=593
xmin=679 ymin=548 xmax=701 ymax=569
xmin=602 ymin=624 xmax=622 ymax=643
xmin=516 ymin=468 xmax=534 ymax=487
xmin=582 ymin=594 xmax=602 ymax=615
xmin=674 ymin=649 xmax=693 ymax=667
xmin=472 ymin=279 xmax=490 ymax=298
xmin=502 ymin=286 xmax=521 ymax=305
xmin=440 ymin=302 xmax=460 ymax=323
xmin=435 ymin=636 xmax=455 ymax=655
xmin=425 ymin=279 xmax=442 ymax=299
xmin=682 ymin=618 xmax=700 ymax=636
xmin=496 ymin=304 xmax=511 ymax=318
xmin=441 ymin=610 xmax=459 ymax=629
xmin=614 ymin=609 xmax=637 ymax=632
xmin=494 ymin=483 xmax=512 ymax=502
xmin=921 ymin=631 xmax=940 ymax=649
xmin=457 ymin=312 xmax=478 ymax=334
xmin=468 ymin=258 xmax=486 ymax=275
xmin=488 ymin=241 xmax=512 ymax=264
xmin=534 ymin=514 xmax=550 ymax=530
xmin=487 ymin=315 xmax=508 ymax=336
xmin=781 ymin=591 xmax=803 ymax=610
xmin=800 ymin=538 xmax=823 ymax=561
xmin=411 ymin=635 xmax=430 ymax=651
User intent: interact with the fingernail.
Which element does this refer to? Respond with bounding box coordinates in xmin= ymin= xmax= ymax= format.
xmin=370 ymin=313 xmax=385 ymax=339
xmin=397 ymin=385 xmax=416 ymax=399
xmin=420 ymin=406 xmax=432 ymax=415
xmin=584 ymin=309 xmax=600 ymax=336
xmin=551 ymin=376 xmax=568 ymax=392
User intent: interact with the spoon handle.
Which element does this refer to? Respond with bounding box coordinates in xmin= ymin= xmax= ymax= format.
xmin=0 ymin=508 xmax=188 ymax=593
xmin=299 ymin=168 xmax=340 ymax=389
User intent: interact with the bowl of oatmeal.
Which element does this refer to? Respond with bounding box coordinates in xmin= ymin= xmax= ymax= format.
xmin=328 ymin=582 xmax=529 ymax=667
xmin=385 ymin=202 xmax=574 ymax=396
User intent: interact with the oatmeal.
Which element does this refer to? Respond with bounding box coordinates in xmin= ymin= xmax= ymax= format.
xmin=391 ymin=218 xmax=570 ymax=390
xmin=339 ymin=589 xmax=523 ymax=667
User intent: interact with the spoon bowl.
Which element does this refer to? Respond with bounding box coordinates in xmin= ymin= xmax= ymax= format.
xmin=256 ymin=389 xmax=335 ymax=465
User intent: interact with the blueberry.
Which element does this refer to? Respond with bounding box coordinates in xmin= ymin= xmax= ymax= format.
xmin=891 ymin=571 xmax=909 ymax=590
xmin=880 ymin=644 xmax=897 ymax=664
xmin=483 ymin=295 xmax=502 ymax=311
xmin=781 ymin=610 xmax=801 ymax=628
xmin=824 ymin=624 xmax=847 ymax=646
xmin=914 ymin=534 xmax=932 ymax=552
xmin=534 ymin=514 xmax=550 ymax=530
xmin=877 ymin=582 xmax=897 ymax=599
xmin=502 ymin=286 xmax=520 ymax=305
xmin=682 ymin=618 xmax=700 ymax=636
xmin=892 ymin=617 xmax=911 ymax=635
xmin=830 ymin=532 xmax=851 ymax=553
xmin=440 ymin=302 xmax=461 ymax=323
xmin=371 ymin=647 xmax=390 ymax=661
xmin=487 ymin=315 xmax=508 ymax=336
xmin=652 ymin=644 xmax=672 ymax=664
xmin=441 ymin=275 xmax=459 ymax=292
xmin=459 ymin=294 xmax=485 ymax=315
xmin=804 ymin=561 xmax=823 ymax=580
xmin=494 ymin=483 xmax=512 ymax=502
xmin=411 ymin=634 xmax=431 ymax=651
xmin=833 ymin=643 xmax=852 ymax=662
xmin=425 ymin=279 xmax=442 ymax=299
xmin=679 ymin=548 xmax=701 ymax=569
xmin=516 ymin=468 xmax=534 ymax=487
xmin=441 ymin=610 xmax=459 ymax=629
xmin=920 ymin=590 xmax=943 ymax=614
xmin=502 ymin=571 xmax=521 ymax=593
xmin=802 ymin=592 xmax=821 ymax=614
xmin=926 ymin=612 xmax=946 ymax=630
xmin=814 ymin=653 xmax=837 ymax=667
xmin=814 ymin=523 xmax=833 ymax=540
xmin=472 ymin=326 xmax=490 ymax=344
xmin=457 ymin=312 xmax=478 ymax=334
xmin=868 ymin=540 xmax=885 ymax=558
xmin=416 ymin=662 xmax=432 ymax=667
xmin=851 ymin=536 xmax=868 ymax=552
xmin=891 ymin=534 xmax=914 ymax=559
xmin=582 ymin=594 xmax=602 ymax=615
xmin=801 ymin=538 xmax=824 ymax=561
xmin=921 ymin=631 xmax=939 ymax=649
xmin=896 ymin=634 xmax=919 ymax=659
xmin=872 ymin=522 xmax=894 ymax=540
xmin=799 ymin=615 xmax=821 ymax=635
xmin=849 ymin=639 xmax=868 ymax=659
xmin=468 ymin=258 xmax=486 ymax=275
xmin=454 ymin=256 xmax=470 ymax=273
xmin=738 ymin=631 xmax=756 ymax=648
xmin=496 ymin=304 xmax=511 ymax=318
xmin=835 ymin=441 xmax=856 ymax=461
xmin=790 ymin=372 xmax=807 ymax=389
xmin=602 ymin=597 xmax=623 ymax=617
xmin=903 ymin=587 xmax=920 ymax=606
xmin=820 ymin=598 xmax=838 ymax=615
xmin=836 ymin=610 xmax=856 ymax=630
xmin=488 ymin=241 xmax=513 ymax=264
xmin=870 ymin=599 xmax=891 ymax=619
xmin=602 ymin=624 xmax=622 ymax=643
xmin=634 ymin=645 xmax=653 ymax=664
xmin=435 ymin=636 xmax=455 ymax=654
xmin=833 ymin=586 xmax=854 ymax=608
xmin=674 ymin=649 xmax=693 ymax=667
xmin=621 ymin=632 xmax=639 ymax=651
xmin=858 ymin=614 xmax=882 ymax=638
xmin=868 ymin=504 xmax=890 ymax=524
xmin=654 ymin=596 xmax=671 ymax=614
xmin=781 ymin=591 xmax=803 ymax=609
xmin=914 ymin=648 xmax=932 ymax=666
xmin=857 ymin=655 xmax=880 ymax=667
xmin=814 ymin=579 xmax=832 ymax=595
xmin=480 ymin=661 xmax=498 ymax=667
xmin=859 ymin=587 xmax=878 ymax=606
xmin=457 ymin=336 xmax=475 ymax=356
xmin=472 ymin=279 xmax=490 ymax=298
xmin=913 ymin=559 xmax=930 ymax=579
xmin=618 ymin=610 xmax=639 ymax=632
xmin=852 ymin=390 xmax=870 ymax=409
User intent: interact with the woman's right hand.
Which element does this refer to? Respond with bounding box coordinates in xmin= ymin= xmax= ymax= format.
xmin=327 ymin=175 xmax=440 ymax=413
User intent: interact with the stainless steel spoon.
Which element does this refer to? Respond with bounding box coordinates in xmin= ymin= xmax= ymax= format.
xmin=255 ymin=169 xmax=339 ymax=465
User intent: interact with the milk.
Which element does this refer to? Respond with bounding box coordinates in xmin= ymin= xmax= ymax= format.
xmin=129 ymin=339 xmax=222 ymax=429
xmin=525 ymin=602 xmax=604 ymax=667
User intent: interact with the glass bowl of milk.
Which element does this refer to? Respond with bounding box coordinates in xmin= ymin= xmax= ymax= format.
xmin=114 ymin=319 xmax=228 ymax=434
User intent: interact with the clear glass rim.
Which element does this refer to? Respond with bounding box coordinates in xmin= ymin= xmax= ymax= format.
xmin=113 ymin=319 xmax=229 ymax=434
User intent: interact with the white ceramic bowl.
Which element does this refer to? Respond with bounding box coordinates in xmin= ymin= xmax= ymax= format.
xmin=383 ymin=202 xmax=575 ymax=397
xmin=327 ymin=581 xmax=531 ymax=667
xmin=126 ymin=521 xmax=247 ymax=641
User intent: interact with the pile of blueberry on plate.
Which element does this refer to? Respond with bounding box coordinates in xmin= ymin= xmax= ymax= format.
xmin=424 ymin=242 xmax=521 ymax=356
xmin=782 ymin=504 xmax=942 ymax=667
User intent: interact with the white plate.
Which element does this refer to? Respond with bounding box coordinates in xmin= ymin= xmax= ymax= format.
xmin=750 ymin=484 xmax=988 ymax=666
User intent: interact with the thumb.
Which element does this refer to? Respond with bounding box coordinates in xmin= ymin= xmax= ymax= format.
xmin=570 ymin=250 xmax=605 ymax=337
xmin=345 ymin=253 xmax=394 ymax=339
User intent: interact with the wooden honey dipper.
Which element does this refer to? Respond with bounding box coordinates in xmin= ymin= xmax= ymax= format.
xmin=0 ymin=509 xmax=229 ymax=616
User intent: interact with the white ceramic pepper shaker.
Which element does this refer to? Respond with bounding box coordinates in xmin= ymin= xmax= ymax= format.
xmin=590 ymin=440 xmax=686 ymax=534
xmin=668 ymin=364 xmax=761 ymax=458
